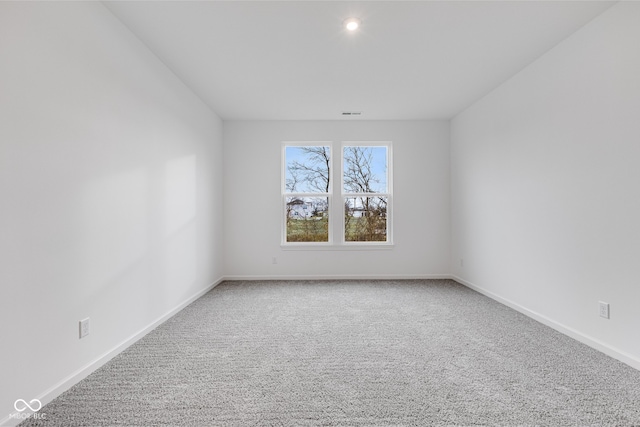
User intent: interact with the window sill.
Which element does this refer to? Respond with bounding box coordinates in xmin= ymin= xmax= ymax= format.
xmin=281 ymin=244 xmax=395 ymax=251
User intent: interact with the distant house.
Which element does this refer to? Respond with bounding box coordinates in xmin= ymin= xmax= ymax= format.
xmin=287 ymin=198 xmax=327 ymax=219
xmin=345 ymin=197 xmax=387 ymax=218
xmin=287 ymin=199 xmax=312 ymax=218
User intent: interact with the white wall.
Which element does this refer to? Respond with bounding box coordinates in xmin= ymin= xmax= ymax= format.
xmin=0 ymin=2 xmax=224 ymax=423
xmin=451 ymin=1 xmax=640 ymax=368
xmin=223 ymin=120 xmax=450 ymax=279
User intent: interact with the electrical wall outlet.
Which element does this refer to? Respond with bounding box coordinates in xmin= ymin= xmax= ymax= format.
xmin=460 ymin=258 xmax=464 ymax=268
xmin=272 ymin=257 xmax=278 ymax=265
xmin=598 ymin=302 xmax=610 ymax=319
xmin=79 ymin=318 xmax=90 ymax=338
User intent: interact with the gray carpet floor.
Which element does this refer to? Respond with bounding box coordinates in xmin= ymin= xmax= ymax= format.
xmin=20 ymin=279 xmax=640 ymax=426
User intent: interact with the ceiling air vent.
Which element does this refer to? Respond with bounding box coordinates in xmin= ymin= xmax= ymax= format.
xmin=342 ymin=112 xmax=362 ymax=116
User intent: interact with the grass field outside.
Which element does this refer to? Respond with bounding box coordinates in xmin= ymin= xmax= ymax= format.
xmin=286 ymin=216 xmax=387 ymax=242
xmin=286 ymin=217 xmax=329 ymax=242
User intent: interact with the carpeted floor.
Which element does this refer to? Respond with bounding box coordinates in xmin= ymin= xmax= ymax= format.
xmin=20 ymin=280 xmax=640 ymax=426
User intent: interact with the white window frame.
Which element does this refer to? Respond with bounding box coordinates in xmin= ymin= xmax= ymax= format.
xmin=340 ymin=141 xmax=393 ymax=247
xmin=282 ymin=142 xmax=333 ymax=247
xmin=281 ymin=141 xmax=393 ymax=249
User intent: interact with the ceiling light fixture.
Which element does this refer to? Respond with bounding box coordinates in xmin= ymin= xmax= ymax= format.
xmin=344 ymin=18 xmax=361 ymax=32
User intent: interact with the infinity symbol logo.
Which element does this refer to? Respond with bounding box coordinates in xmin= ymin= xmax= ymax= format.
xmin=14 ymin=399 xmax=42 ymax=412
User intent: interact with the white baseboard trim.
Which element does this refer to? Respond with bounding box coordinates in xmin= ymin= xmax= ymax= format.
xmin=452 ymin=275 xmax=640 ymax=372
xmin=1 ymin=277 xmax=224 ymax=427
xmin=222 ymin=274 xmax=452 ymax=281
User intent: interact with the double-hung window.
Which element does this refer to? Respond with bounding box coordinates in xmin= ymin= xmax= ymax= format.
xmin=342 ymin=143 xmax=391 ymax=243
xmin=282 ymin=141 xmax=392 ymax=247
xmin=283 ymin=144 xmax=331 ymax=243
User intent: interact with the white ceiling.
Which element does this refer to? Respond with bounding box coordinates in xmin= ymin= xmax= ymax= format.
xmin=104 ymin=1 xmax=614 ymax=121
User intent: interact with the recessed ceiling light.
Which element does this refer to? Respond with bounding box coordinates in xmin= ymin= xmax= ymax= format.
xmin=344 ymin=18 xmax=361 ymax=32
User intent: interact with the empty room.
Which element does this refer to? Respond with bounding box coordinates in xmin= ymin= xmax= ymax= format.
xmin=1 ymin=0 xmax=639 ymax=425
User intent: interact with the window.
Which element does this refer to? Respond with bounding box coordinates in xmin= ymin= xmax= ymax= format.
xmin=283 ymin=141 xmax=392 ymax=247
xmin=342 ymin=144 xmax=390 ymax=242
xmin=284 ymin=144 xmax=331 ymax=243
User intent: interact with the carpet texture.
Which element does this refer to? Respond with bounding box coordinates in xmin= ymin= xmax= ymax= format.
xmin=20 ymin=280 xmax=640 ymax=426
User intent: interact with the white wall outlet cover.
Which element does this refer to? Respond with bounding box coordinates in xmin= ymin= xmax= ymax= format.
xmin=79 ymin=318 xmax=90 ymax=338
xmin=598 ymin=302 xmax=610 ymax=319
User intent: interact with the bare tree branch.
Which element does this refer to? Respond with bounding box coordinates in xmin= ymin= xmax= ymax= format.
xmin=286 ymin=167 xmax=301 ymax=192
xmin=343 ymin=147 xmax=379 ymax=193
xmin=287 ymin=146 xmax=330 ymax=193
